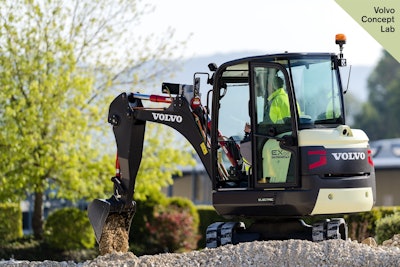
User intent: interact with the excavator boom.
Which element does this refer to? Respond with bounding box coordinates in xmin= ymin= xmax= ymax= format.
xmin=88 ymin=86 xmax=215 ymax=247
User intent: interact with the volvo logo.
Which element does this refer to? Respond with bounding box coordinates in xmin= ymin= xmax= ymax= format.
xmin=308 ymin=150 xmax=369 ymax=170
xmin=152 ymin=113 xmax=183 ymax=123
xmin=331 ymin=152 xmax=366 ymax=161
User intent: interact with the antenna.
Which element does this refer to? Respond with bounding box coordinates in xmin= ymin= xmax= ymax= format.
xmin=344 ymin=65 xmax=352 ymax=94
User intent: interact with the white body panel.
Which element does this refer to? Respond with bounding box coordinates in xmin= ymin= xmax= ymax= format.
xmin=298 ymin=125 xmax=370 ymax=148
xmin=311 ymin=187 xmax=374 ymax=215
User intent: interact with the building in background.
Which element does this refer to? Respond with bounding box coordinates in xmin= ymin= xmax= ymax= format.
xmin=370 ymin=138 xmax=400 ymax=206
xmin=163 ymin=157 xmax=212 ymax=205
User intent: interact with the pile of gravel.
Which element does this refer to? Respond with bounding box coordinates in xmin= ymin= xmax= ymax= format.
xmin=2 ymin=237 xmax=400 ymax=267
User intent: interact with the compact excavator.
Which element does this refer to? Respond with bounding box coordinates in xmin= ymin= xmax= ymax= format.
xmin=88 ymin=34 xmax=376 ymax=251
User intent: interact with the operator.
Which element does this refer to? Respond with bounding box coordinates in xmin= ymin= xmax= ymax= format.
xmin=265 ymin=76 xmax=290 ymax=123
xmin=325 ymin=91 xmax=341 ymax=119
xmin=241 ymin=76 xmax=291 ymax=169
xmin=243 ymin=76 xmax=291 ymax=135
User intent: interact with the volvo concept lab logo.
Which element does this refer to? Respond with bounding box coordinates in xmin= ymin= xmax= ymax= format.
xmin=152 ymin=113 xmax=183 ymax=123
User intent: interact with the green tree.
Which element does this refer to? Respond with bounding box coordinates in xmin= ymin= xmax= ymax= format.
xmin=353 ymin=51 xmax=400 ymax=140
xmin=0 ymin=0 xmax=190 ymax=239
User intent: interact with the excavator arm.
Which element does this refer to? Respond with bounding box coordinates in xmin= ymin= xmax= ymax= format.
xmin=88 ymin=88 xmax=215 ymax=251
xmin=110 ymin=91 xmax=213 ymax=203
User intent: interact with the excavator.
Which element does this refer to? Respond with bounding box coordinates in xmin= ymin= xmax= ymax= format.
xmin=88 ymin=34 xmax=376 ymax=252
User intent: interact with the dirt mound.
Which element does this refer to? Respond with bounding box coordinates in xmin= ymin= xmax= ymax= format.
xmin=2 ymin=237 xmax=400 ymax=266
xmin=98 ymin=214 xmax=129 ymax=255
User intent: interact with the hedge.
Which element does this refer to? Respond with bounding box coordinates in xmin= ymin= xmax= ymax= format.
xmin=375 ymin=212 xmax=400 ymax=244
xmin=43 ymin=207 xmax=95 ymax=250
xmin=0 ymin=203 xmax=23 ymax=244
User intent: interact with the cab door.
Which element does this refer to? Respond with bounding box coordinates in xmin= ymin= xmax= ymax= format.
xmin=249 ymin=63 xmax=300 ymax=188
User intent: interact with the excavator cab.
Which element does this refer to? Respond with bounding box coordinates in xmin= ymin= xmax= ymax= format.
xmin=209 ymin=51 xmax=375 ymax=214
xmin=212 ymin=54 xmax=346 ymax=190
xmin=88 ymin=35 xmax=376 ymax=252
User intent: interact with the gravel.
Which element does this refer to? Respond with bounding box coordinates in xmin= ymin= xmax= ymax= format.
xmin=1 ymin=236 xmax=400 ymax=267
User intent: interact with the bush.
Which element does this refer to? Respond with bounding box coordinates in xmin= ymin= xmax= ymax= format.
xmin=43 ymin=207 xmax=95 ymax=250
xmin=129 ymin=194 xmax=168 ymax=255
xmin=344 ymin=209 xmax=381 ymax=242
xmin=344 ymin=207 xmax=398 ymax=242
xmin=0 ymin=203 xmax=23 ymax=244
xmin=167 ymin=197 xmax=200 ymax=228
xmin=139 ymin=197 xmax=200 ymax=253
xmin=130 ymin=195 xmax=200 ymax=255
xmin=0 ymin=235 xmax=98 ymax=262
xmin=375 ymin=212 xmax=400 ymax=244
xmin=146 ymin=203 xmax=200 ymax=253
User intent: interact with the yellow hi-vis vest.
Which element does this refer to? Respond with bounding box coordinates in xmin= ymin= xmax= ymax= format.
xmin=267 ymin=88 xmax=290 ymax=123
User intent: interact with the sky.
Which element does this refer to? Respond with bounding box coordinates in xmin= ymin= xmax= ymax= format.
xmin=141 ymin=0 xmax=383 ymax=66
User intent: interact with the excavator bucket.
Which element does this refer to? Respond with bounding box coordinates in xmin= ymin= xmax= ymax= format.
xmin=88 ymin=199 xmax=111 ymax=243
xmin=88 ymin=194 xmax=136 ymax=252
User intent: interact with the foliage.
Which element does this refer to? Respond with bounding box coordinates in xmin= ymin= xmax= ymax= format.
xmin=353 ymin=51 xmax=400 ymax=140
xmin=0 ymin=0 xmax=189 ymax=238
xmin=375 ymin=212 xmax=400 ymax=244
xmin=167 ymin=196 xmax=200 ymax=227
xmin=43 ymin=207 xmax=95 ymax=250
xmin=129 ymin=194 xmax=167 ymax=255
xmin=145 ymin=199 xmax=201 ymax=253
xmin=0 ymin=235 xmax=98 ymax=261
xmin=344 ymin=209 xmax=382 ymax=242
xmin=130 ymin=195 xmax=200 ymax=255
xmin=343 ymin=206 xmax=398 ymax=242
xmin=0 ymin=203 xmax=23 ymax=244
xmin=0 ymin=0 xmax=114 ymax=204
